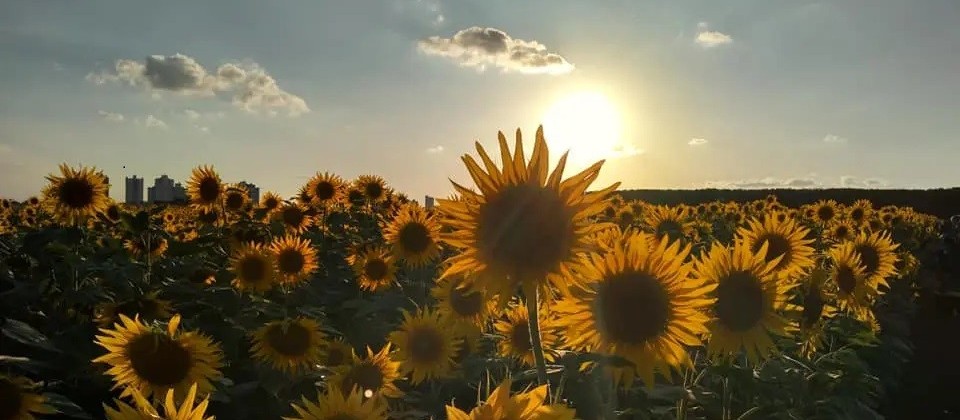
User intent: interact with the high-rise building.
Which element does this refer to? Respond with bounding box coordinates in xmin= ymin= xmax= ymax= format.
xmin=424 ymin=195 xmax=436 ymax=209
xmin=147 ymin=175 xmax=186 ymax=203
xmin=237 ymin=181 xmax=260 ymax=203
xmin=125 ymin=176 xmax=144 ymax=204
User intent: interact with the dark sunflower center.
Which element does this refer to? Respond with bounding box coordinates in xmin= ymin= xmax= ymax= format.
xmin=126 ymin=332 xmax=192 ymax=386
xmin=58 ymin=178 xmax=95 ymax=209
xmin=0 ymin=378 xmax=23 ymax=420
xmin=618 ymin=211 xmax=635 ymax=226
xmin=326 ymin=347 xmax=347 ymax=367
xmin=199 ymin=210 xmax=219 ymax=224
xmin=282 ymin=207 xmax=305 ymax=228
xmin=341 ymin=363 xmax=383 ymax=396
xmin=854 ymin=245 xmax=881 ymax=277
xmin=240 ymin=256 xmax=268 ymax=283
xmin=363 ymin=182 xmax=384 ymax=200
xmin=817 ymin=206 xmax=835 ymax=222
xmin=477 ymin=184 xmax=573 ymax=281
xmin=834 ymin=225 xmax=850 ymax=239
xmin=850 ymin=208 xmax=865 ymax=222
xmin=595 ymin=271 xmax=672 ymax=345
xmin=398 ymin=222 xmax=432 ymax=254
xmin=264 ymin=197 xmax=279 ymax=210
xmin=409 ymin=327 xmax=444 ymax=363
xmin=106 ymin=205 xmax=121 ymax=221
xmin=775 ymin=213 xmax=787 ymax=223
xmin=752 ymin=234 xmax=792 ymax=270
xmin=28 ymin=197 xmax=39 ymax=206
xmin=836 ymin=266 xmax=857 ymax=294
xmin=449 ymin=281 xmax=483 ymax=317
xmin=277 ymin=249 xmax=306 ymax=274
xmin=363 ymin=259 xmax=388 ymax=280
xmin=198 ymin=178 xmax=220 ymax=202
xmin=656 ymin=220 xmax=682 ymax=237
xmin=509 ymin=320 xmax=532 ymax=354
xmin=225 ymin=192 xmax=245 ymax=210
xmin=265 ymin=323 xmax=312 ymax=357
xmin=314 ymin=182 xmax=336 ymax=200
xmin=801 ymin=287 xmax=825 ymax=328
xmin=603 ymin=207 xmax=616 ymax=218
xmin=716 ymin=271 xmax=765 ymax=332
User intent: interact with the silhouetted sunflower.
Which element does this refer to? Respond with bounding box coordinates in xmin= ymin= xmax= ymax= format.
xmin=438 ymin=126 xmax=619 ymax=308
xmin=0 ymin=375 xmax=55 ymax=419
xmin=382 ymin=203 xmax=441 ymax=268
xmin=251 ymin=318 xmax=325 ymax=374
xmin=95 ymin=291 xmax=172 ymax=328
xmin=124 ymin=234 xmax=169 ymax=260
xmin=445 ymin=378 xmax=576 ymax=420
xmin=493 ymin=300 xmax=559 ymax=367
xmin=186 ymin=166 xmax=223 ymax=209
xmin=347 ymin=247 xmax=397 ymax=292
xmin=93 ymin=315 xmax=223 ymax=400
xmin=330 ymin=345 xmax=402 ymax=400
xmin=285 ymin=386 xmax=388 ymax=420
xmin=431 ymin=274 xmax=492 ymax=328
xmin=556 ymin=232 xmax=713 ymax=386
xmin=307 ymin=172 xmax=347 ymax=207
xmin=388 ymin=307 xmax=461 ymax=384
xmin=41 ymin=163 xmax=110 ymax=224
xmin=737 ymin=216 xmax=815 ymax=281
xmin=354 ymin=175 xmax=389 ymax=203
xmin=269 ymin=235 xmax=318 ymax=286
xmin=229 ymin=243 xmax=277 ymax=293
xmin=104 ymin=383 xmax=213 ymax=420
xmin=276 ymin=202 xmax=313 ymax=234
xmin=223 ymin=186 xmax=249 ymax=212
xmin=260 ymin=191 xmax=282 ymax=214
xmin=696 ymin=241 xmax=795 ymax=363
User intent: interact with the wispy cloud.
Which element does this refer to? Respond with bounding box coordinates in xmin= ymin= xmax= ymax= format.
xmin=610 ymin=143 xmax=644 ymax=158
xmin=87 ymin=53 xmax=309 ymax=117
xmin=688 ymin=138 xmax=708 ymax=146
xmin=704 ymin=174 xmax=891 ymax=189
xmin=823 ymin=134 xmax=849 ymax=144
xmin=418 ymin=27 xmax=575 ymax=75
xmin=426 ymin=145 xmax=445 ymax=154
xmin=142 ymin=114 xmax=168 ymax=130
xmin=97 ymin=110 xmax=125 ymax=123
xmin=840 ymin=175 xmax=888 ymax=188
xmin=695 ymin=22 xmax=733 ymax=48
xmin=183 ymin=109 xmax=201 ymax=120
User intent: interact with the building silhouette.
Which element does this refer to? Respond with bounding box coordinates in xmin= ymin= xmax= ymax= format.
xmin=424 ymin=195 xmax=435 ymax=209
xmin=125 ymin=176 xmax=144 ymax=204
xmin=147 ymin=175 xmax=187 ymax=203
xmin=237 ymin=181 xmax=260 ymax=203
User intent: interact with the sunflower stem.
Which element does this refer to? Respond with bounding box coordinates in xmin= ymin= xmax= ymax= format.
xmin=525 ymin=285 xmax=550 ymax=395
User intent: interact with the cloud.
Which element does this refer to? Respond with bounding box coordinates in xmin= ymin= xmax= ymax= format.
xmin=840 ymin=176 xmax=888 ymax=189
xmin=183 ymin=109 xmax=201 ymax=120
xmin=142 ymin=115 xmax=168 ymax=130
xmin=97 ymin=110 xmax=125 ymax=123
xmin=418 ymin=27 xmax=575 ymax=75
xmin=610 ymin=143 xmax=644 ymax=158
xmin=704 ymin=174 xmax=891 ymax=189
xmin=823 ymin=134 xmax=849 ymax=144
xmin=426 ymin=145 xmax=444 ymax=154
xmin=688 ymin=138 xmax=708 ymax=146
xmin=87 ymin=53 xmax=310 ymax=117
xmin=695 ymin=22 xmax=733 ymax=47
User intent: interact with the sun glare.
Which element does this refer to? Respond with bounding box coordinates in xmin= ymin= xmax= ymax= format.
xmin=541 ymin=91 xmax=624 ymax=167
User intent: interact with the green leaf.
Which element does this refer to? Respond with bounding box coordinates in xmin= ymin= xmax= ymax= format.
xmin=43 ymin=392 xmax=92 ymax=419
xmin=1 ymin=318 xmax=59 ymax=352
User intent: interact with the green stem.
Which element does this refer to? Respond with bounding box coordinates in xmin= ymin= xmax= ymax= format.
xmin=525 ymin=286 xmax=550 ymax=393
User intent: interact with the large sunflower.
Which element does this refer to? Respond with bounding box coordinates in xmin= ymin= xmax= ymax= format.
xmin=229 ymin=243 xmax=278 ymax=293
xmin=642 ymin=205 xmax=695 ymax=243
xmin=493 ymin=300 xmax=560 ymax=367
xmin=269 ymin=235 xmax=318 ymax=286
xmin=41 ymin=163 xmax=110 ymax=225
xmin=104 ymin=383 xmax=213 ymax=420
xmin=354 ymin=175 xmax=390 ymax=203
xmin=330 ymin=345 xmax=402 ymax=400
xmin=827 ymin=242 xmax=876 ymax=318
xmin=381 ymin=203 xmax=442 ymax=268
xmin=431 ymin=274 xmax=493 ymax=328
xmin=251 ymin=318 xmax=325 ymax=374
xmin=0 ymin=375 xmax=54 ymax=420
xmin=737 ymin=216 xmax=815 ymax=281
xmin=275 ymin=202 xmax=314 ymax=234
xmin=695 ymin=241 xmax=795 ymax=363
xmin=555 ymin=232 xmax=713 ymax=386
xmin=306 ymin=172 xmax=347 ymax=207
xmin=438 ymin=126 xmax=619 ymax=307
xmin=850 ymin=230 xmax=899 ymax=285
xmin=186 ymin=166 xmax=223 ymax=209
xmin=285 ymin=386 xmax=387 ymax=420
xmin=387 ymin=307 xmax=461 ymax=384
xmin=93 ymin=314 xmax=223 ymax=400
xmin=445 ymin=378 xmax=575 ymax=420
xmin=347 ymin=247 xmax=397 ymax=292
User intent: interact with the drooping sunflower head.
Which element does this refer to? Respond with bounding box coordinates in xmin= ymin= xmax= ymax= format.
xmin=850 ymin=230 xmax=900 ymax=284
xmin=382 ymin=202 xmax=441 ymax=268
xmin=93 ymin=315 xmax=224 ymax=401
xmin=354 ymin=175 xmax=389 ymax=203
xmin=695 ymin=240 xmax=796 ymax=363
xmin=438 ymin=126 xmax=620 ymax=307
xmin=251 ymin=318 xmax=325 ymax=374
xmin=187 ymin=166 xmax=223 ymax=209
xmin=331 ymin=344 xmax=402 ymax=400
xmin=229 ymin=242 xmax=278 ymax=294
xmin=828 ymin=241 xmax=879 ymax=319
xmin=388 ymin=307 xmax=461 ymax=384
xmin=348 ymin=246 xmax=397 ymax=292
xmin=285 ymin=385 xmax=388 ymax=420
xmin=493 ymin=299 xmax=560 ymax=367
xmin=737 ymin=215 xmax=815 ymax=281
xmin=275 ymin=202 xmax=314 ymax=234
xmin=269 ymin=235 xmax=318 ymax=286
xmin=0 ymin=375 xmax=55 ymax=420
xmin=41 ymin=163 xmax=110 ymax=225
xmin=307 ymin=172 xmax=347 ymax=206
xmin=556 ymin=231 xmax=713 ymax=386
xmin=431 ymin=274 xmax=492 ymax=327
xmin=95 ymin=291 xmax=172 ymax=328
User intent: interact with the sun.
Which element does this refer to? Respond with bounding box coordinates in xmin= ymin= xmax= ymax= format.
xmin=541 ymin=90 xmax=624 ymax=167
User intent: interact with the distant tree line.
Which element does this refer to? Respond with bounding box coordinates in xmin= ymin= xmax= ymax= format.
xmin=615 ymin=188 xmax=960 ymax=219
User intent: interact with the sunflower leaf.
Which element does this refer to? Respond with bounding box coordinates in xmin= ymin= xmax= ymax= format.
xmin=42 ymin=392 xmax=92 ymax=419
xmin=1 ymin=318 xmax=59 ymax=352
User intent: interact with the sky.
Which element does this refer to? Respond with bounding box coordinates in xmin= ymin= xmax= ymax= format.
xmin=1 ymin=0 xmax=959 ymax=202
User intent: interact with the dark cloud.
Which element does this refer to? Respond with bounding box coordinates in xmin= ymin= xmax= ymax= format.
xmin=418 ymin=27 xmax=574 ymax=75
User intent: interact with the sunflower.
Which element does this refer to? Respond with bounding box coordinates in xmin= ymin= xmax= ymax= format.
xmin=306 ymin=172 xmax=347 ymax=207
xmin=95 ymin=291 xmax=172 ymax=328
xmin=438 ymin=126 xmax=619 ymax=308
xmin=93 ymin=315 xmax=223 ymax=400
xmin=0 ymin=375 xmax=55 ymax=420
xmin=847 ymin=199 xmax=873 ymax=225
xmin=388 ymin=307 xmax=461 ymax=384
xmin=737 ymin=216 xmax=815 ymax=281
xmin=451 ymin=324 xmax=484 ymax=368
xmin=794 ymin=268 xmax=837 ymax=357
xmin=615 ymin=207 xmax=637 ymax=228
xmin=445 ymin=378 xmax=575 ymax=420
xmin=695 ymin=241 xmax=796 ymax=363
xmin=186 ymin=166 xmax=223 ymax=209
xmin=251 ymin=318 xmax=325 ymax=374
xmin=285 ymin=386 xmax=388 ymax=420
xmin=824 ymin=220 xmax=857 ymax=243
xmin=269 ymin=235 xmax=318 ymax=286
xmin=555 ymin=232 xmax=713 ymax=386
xmin=431 ymin=274 xmax=492 ymax=328
xmin=103 ymin=203 xmax=123 ymax=223
xmin=229 ymin=243 xmax=278 ymax=294
xmin=104 ymin=383 xmax=213 ymax=420
xmin=223 ymin=186 xmax=249 ymax=212
xmin=642 ymin=205 xmax=694 ymax=243
xmin=354 ymin=175 xmax=389 ymax=203
xmin=330 ymin=345 xmax=402 ymax=400
xmin=850 ymin=230 xmax=899 ymax=284
xmin=493 ymin=300 xmax=560 ymax=367
xmin=347 ymin=247 xmax=397 ymax=292
xmin=321 ymin=339 xmax=354 ymax=370
xmin=381 ymin=203 xmax=441 ymax=268
xmin=40 ymin=163 xmax=110 ymax=225
xmin=828 ymin=242 xmax=877 ymax=317
xmin=197 ymin=209 xmax=221 ymax=226
xmin=811 ymin=200 xmax=839 ymax=225
xmin=124 ymin=234 xmax=170 ymax=260
xmin=260 ymin=192 xmax=283 ymax=214
xmin=275 ymin=202 xmax=314 ymax=234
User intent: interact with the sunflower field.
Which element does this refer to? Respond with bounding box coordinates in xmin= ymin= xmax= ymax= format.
xmin=0 ymin=126 xmax=948 ymax=420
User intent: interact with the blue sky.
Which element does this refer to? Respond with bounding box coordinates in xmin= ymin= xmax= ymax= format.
xmin=1 ymin=0 xmax=958 ymax=201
